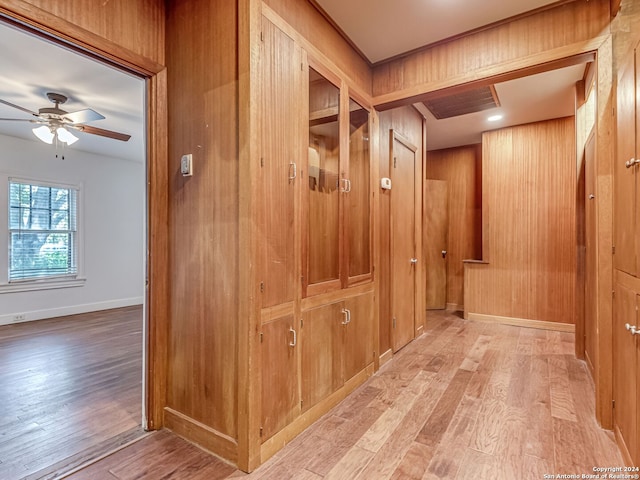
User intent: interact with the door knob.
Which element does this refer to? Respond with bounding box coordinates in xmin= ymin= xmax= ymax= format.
xmin=625 ymin=323 xmax=639 ymax=335
xmin=410 ymin=258 xmax=418 ymax=264
xmin=442 ymin=250 xmax=447 ymax=258
xmin=625 ymin=158 xmax=640 ymax=168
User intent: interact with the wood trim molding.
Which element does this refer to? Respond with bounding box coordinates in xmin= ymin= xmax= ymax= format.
xmin=261 ymin=2 xmax=373 ymax=105
xmin=467 ymin=312 xmax=576 ymax=333
xmin=259 ymin=363 xmax=374 ymax=464
xmin=301 ymin=282 xmax=374 ymax=311
xmin=164 ymin=408 xmax=239 ymax=464
xmin=306 ymin=0 xmax=371 ymax=67
xmin=372 ymin=0 xmax=581 ymax=67
xmin=379 ymin=349 xmax=393 ymax=366
xmin=145 ymin=69 xmax=169 ymax=432
xmin=0 ymin=3 xmax=163 ymax=75
xmin=373 ymin=41 xmax=601 ymax=111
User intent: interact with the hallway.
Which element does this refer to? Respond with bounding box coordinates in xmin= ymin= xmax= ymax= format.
xmin=68 ymin=310 xmax=622 ymax=479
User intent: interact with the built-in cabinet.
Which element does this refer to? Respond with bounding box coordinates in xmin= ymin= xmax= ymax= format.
xmin=614 ymin=44 xmax=640 ymax=465
xmin=257 ymin=13 xmax=376 ymax=457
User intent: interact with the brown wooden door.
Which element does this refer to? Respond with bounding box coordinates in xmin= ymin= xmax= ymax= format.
xmin=259 ymin=17 xmax=301 ymax=307
xmin=300 ymin=302 xmax=343 ymax=411
xmin=613 ymin=283 xmax=637 ymax=463
xmin=343 ymin=292 xmax=374 ymax=381
xmin=425 ymin=179 xmax=448 ymax=309
xmin=261 ymin=314 xmax=299 ymax=441
xmin=391 ymin=131 xmax=418 ymax=352
xmin=615 ymin=51 xmax=637 ymax=277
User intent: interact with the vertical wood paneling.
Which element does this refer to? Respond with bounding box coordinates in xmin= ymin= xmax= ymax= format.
xmin=377 ymin=107 xmax=423 ymax=356
xmin=0 ymin=0 xmax=165 ymax=66
xmin=372 ymin=0 xmax=610 ymax=99
xmin=615 ymin=54 xmax=636 ymax=276
xmin=166 ymin=0 xmax=239 ymax=442
xmin=426 ymin=145 xmax=482 ymax=308
xmin=465 ymin=118 xmax=576 ymax=325
xmin=263 ymin=0 xmax=371 ymax=94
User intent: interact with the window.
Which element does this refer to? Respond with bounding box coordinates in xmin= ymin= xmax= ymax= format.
xmin=8 ymin=179 xmax=78 ymax=282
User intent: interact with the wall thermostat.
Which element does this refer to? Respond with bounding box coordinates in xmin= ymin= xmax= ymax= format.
xmin=180 ymin=154 xmax=193 ymax=176
xmin=381 ymin=177 xmax=392 ymax=190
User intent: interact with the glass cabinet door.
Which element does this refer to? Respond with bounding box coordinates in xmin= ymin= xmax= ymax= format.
xmin=347 ymin=97 xmax=371 ymax=279
xmin=307 ymin=67 xmax=341 ymax=287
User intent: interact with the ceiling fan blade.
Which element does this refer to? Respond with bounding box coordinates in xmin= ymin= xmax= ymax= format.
xmin=0 ymin=118 xmax=37 ymax=122
xmin=75 ymin=124 xmax=131 ymax=142
xmin=64 ymin=108 xmax=105 ymax=124
xmin=0 ymin=99 xmax=38 ymax=116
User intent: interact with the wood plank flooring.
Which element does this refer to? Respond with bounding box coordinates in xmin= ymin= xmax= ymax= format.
xmin=66 ymin=310 xmax=624 ymax=479
xmin=0 ymin=306 xmax=144 ymax=480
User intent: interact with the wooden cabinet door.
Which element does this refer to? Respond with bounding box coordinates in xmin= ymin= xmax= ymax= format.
xmin=259 ymin=17 xmax=302 ymax=307
xmin=343 ymin=292 xmax=375 ymax=381
xmin=301 ymin=302 xmax=343 ymax=411
xmin=261 ymin=314 xmax=299 ymax=441
xmin=391 ymin=131 xmax=418 ymax=352
xmin=615 ymin=51 xmax=637 ymax=276
xmin=613 ymin=283 xmax=637 ymax=462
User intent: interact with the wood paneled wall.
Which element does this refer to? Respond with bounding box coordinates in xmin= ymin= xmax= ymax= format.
xmin=0 ymin=0 xmax=165 ymax=68
xmin=426 ymin=145 xmax=482 ymax=309
xmin=465 ymin=117 xmax=577 ymax=325
xmin=378 ymin=106 xmax=423 ymax=357
xmin=372 ymin=0 xmax=610 ymax=101
xmin=263 ymin=0 xmax=371 ymax=94
xmin=165 ymin=0 xmax=239 ymax=459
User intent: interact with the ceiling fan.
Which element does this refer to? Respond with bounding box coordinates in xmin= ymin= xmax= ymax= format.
xmin=0 ymin=92 xmax=131 ymax=145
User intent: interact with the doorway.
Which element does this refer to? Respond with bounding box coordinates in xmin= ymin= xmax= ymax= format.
xmin=390 ymin=130 xmax=421 ymax=352
xmin=425 ymin=179 xmax=448 ymax=309
xmin=0 ymin=20 xmax=149 ymax=479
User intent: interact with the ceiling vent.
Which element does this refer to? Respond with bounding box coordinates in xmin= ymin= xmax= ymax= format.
xmin=423 ymin=85 xmax=500 ymax=119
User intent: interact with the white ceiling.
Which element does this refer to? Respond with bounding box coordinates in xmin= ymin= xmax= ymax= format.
xmin=420 ymin=63 xmax=586 ymax=151
xmin=314 ymin=0 xmax=586 ymax=151
xmin=0 ymin=22 xmax=145 ymax=163
xmin=315 ymin=0 xmax=566 ymax=64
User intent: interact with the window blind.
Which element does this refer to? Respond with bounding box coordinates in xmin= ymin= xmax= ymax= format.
xmin=8 ymin=180 xmax=78 ymax=281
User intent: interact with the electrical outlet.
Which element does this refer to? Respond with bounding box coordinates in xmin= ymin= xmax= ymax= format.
xmin=13 ymin=314 xmax=25 ymax=322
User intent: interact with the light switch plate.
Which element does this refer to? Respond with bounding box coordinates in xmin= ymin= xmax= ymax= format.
xmin=181 ymin=154 xmax=193 ymax=176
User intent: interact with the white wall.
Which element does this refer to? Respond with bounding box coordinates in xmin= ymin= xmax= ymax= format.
xmin=0 ymin=133 xmax=145 ymax=325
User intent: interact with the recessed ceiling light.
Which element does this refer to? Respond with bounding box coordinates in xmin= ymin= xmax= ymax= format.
xmin=488 ymin=114 xmax=503 ymax=122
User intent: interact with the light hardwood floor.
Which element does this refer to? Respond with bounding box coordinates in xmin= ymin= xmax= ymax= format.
xmin=66 ymin=310 xmax=624 ymax=479
xmin=0 ymin=306 xmax=144 ymax=480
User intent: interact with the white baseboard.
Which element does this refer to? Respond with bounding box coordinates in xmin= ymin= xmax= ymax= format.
xmin=0 ymin=297 xmax=144 ymax=326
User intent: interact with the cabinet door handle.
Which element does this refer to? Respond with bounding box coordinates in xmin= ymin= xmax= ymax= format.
xmin=625 ymin=158 xmax=640 ymax=168
xmin=346 ymin=308 xmax=351 ymax=324
xmin=289 ymin=327 xmax=297 ymax=346
xmin=410 ymin=258 xmax=418 ymax=264
xmin=341 ymin=308 xmax=349 ymax=325
xmin=340 ymin=178 xmax=352 ymax=193
xmin=625 ymin=323 xmax=639 ymax=335
xmin=289 ymin=162 xmax=297 ymax=181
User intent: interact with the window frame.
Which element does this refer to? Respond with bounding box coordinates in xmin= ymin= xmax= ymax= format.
xmin=1 ymin=176 xmax=85 ymax=293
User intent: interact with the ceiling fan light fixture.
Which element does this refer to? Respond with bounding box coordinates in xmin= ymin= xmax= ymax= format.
xmin=32 ymin=125 xmax=54 ymax=144
xmin=56 ymin=127 xmax=78 ymax=145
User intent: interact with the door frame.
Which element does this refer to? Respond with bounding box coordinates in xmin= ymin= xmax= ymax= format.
xmin=0 ymin=5 xmax=168 ymax=431
xmin=389 ymin=129 xmax=423 ymax=351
